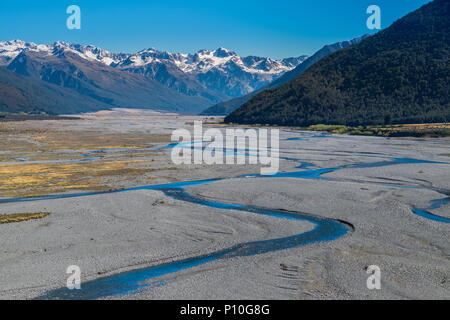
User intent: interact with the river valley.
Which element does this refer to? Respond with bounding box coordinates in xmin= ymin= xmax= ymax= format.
xmin=0 ymin=111 xmax=449 ymax=299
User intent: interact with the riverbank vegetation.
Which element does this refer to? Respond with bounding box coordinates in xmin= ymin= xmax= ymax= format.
xmin=0 ymin=212 xmax=51 ymax=224
xmin=0 ymin=122 xmax=172 ymax=198
xmin=304 ymin=123 xmax=450 ymax=138
xmin=219 ymin=122 xmax=450 ymax=138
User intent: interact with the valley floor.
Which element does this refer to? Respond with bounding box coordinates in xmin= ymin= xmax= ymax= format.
xmin=0 ymin=111 xmax=449 ymax=299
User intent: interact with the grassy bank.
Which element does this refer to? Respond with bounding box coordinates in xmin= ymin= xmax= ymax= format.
xmin=0 ymin=122 xmax=173 ymax=198
xmin=0 ymin=114 xmax=80 ymax=122
xmin=0 ymin=212 xmax=51 ymax=224
xmin=219 ymin=121 xmax=450 ymax=138
xmin=303 ymin=123 xmax=450 ymax=138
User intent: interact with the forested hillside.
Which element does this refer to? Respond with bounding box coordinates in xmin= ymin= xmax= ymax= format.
xmin=225 ymin=0 xmax=450 ymax=126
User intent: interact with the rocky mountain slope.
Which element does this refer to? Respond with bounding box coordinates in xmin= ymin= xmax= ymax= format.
xmin=201 ymin=35 xmax=370 ymax=115
xmin=0 ymin=67 xmax=108 ymax=115
xmin=0 ymin=41 xmax=306 ymax=114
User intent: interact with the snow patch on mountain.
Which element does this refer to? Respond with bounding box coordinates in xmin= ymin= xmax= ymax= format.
xmin=122 ymin=46 xmax=307 ymax=76
xmin=0 ymin=40 xmax=308 ymax=99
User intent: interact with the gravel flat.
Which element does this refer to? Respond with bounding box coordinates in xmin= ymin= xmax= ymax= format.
xmin=0 ymin=113 xmax=449 ymax=300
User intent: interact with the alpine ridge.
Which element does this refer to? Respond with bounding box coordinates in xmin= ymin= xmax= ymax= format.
xmin=201 ymin=35 xmax=370 ymax=116
xmin=0 ymin=40 xmax=307 ymax=114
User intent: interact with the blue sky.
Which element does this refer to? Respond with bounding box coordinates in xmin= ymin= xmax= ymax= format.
xmin=0 ymin=0 xmax=431 ymax=59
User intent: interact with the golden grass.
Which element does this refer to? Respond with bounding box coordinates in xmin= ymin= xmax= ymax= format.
xmin=0 ymin=123 xmax=170 ymax=153
xmin=0 ymin=122 xmax=174 ymax=197
xmin=0 ymin=160 xmax=154 ymax=197
xmin=0 ymin=212 xmax=51 ymax=224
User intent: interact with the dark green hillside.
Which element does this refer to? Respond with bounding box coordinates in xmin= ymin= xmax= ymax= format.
xmin=225 ymin=0 xmax=450 ymax=126
xmin=202 ymin=35 xmax=369 ymax=116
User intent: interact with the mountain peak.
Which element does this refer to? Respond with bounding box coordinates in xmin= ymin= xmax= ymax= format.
xmin=138 ymin=47 xmax=158 ymax=54
xmin=213 ymin=47 xmax=236 ymax=58
xmin=1 ymin=39 xmax=307 ymax=99
xmin=7 ymin=39 xmax=27 ymax=46
xmin=53 ymin=41 xmax=71 ymax=48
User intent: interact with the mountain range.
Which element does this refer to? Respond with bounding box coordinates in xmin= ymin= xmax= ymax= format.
xmin=225 ymin=0 xmax=450 ymax=126
xmin=0 ymin=66 xmax=110 ymax=115
xmin=201 ymin=35 xmax=370 ymax=116
xmin=0 ymin=41 xmax=306 ymax=114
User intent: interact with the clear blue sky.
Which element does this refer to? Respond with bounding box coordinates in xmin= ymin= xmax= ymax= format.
xmin=0 ymin=0 xmax=431 ymax=59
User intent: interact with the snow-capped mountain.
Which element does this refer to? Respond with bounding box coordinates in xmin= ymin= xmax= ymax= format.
xmin=201 ymin=35 xmax=371 ymax=116
xmin=2 ymin=40 xmax=218 ymax=114
xmin=0 ymin=40 xmax=308 ymax=100
xmin=0 ymin=40 xmax=127 ymax=67
xmin=116 ymin=47 xmax=307 ymax=97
